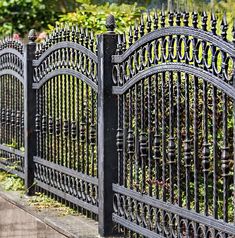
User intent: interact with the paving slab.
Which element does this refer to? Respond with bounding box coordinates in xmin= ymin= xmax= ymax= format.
xmin=0 ymin=187 xmax=101 ymax=238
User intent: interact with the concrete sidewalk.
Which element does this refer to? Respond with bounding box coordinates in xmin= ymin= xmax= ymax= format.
xmin=0 ymin=188 xmax=100 ymax=238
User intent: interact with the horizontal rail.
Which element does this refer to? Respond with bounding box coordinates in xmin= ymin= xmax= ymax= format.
xmin=0 ymin=48 xmax=23 ymax=60
xmin=32 ymin=69 xmax=98 ymax=92
xmin=113 ymin=214 xmax=163 ymax=238
xmin=0 ymin=144 xmax=25 ymax=157
xmin=112 ymin=63 xmax=235 ymax=99
xmin=113 ymin=184 xmax=235 ymax=235
xmin=33 ymin=156 xmax=98 ymax=186
xmin=112 ymin=26 xmax=234 ymax=64
xmin=33 ymin=41 xmax=98 ymax=67
xmin=0 ymin=163 xmax=24 ymax=179
xmin=35 ymin=180 xmax=98 ymax=214
xmin=0 ymin=69 xmax=24 ymax=84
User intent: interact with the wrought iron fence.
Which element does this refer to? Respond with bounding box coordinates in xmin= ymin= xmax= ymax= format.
xmin=0 ymin=10 xmax=234 ymax=238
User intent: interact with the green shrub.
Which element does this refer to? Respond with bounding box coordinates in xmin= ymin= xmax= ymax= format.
xmin=48 ymin=1 xmax=144 ymax=34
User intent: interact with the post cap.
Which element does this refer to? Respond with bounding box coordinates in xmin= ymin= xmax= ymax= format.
xmin=28 ymin=29 xmax=37 ymax=43
xmin=105 ymin=14 xmax=116 ymax=32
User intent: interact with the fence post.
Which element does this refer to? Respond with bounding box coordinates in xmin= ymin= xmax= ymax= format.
xmin=24 ymin=29 xmax=37 ymax=196
xmin=97 ymin=15 xmax=118 ymax=236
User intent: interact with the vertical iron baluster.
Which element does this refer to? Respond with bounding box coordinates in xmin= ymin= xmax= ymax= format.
xmin=81 ymin=81 xmax=85 ymax=174
xmin=71 ymin=76 xmax=76 ymax=170
xmin=183 ymin=11 xmax=191 ymax=211
xmin=201 ymin=11 xmax=210 ymax=217
xmin=76 ymin=77 xmax=80 ymax=172
xmin=128 ymin=26 xmax=134 ymax=189
xmin=5 ymin=74 xmax=7 ymax=145
xmin=49 ymin=78 xmax=53 ymax=162
xmin=176 ymin=12 xmax=182 ymax=210
xmin=168 ymin=11 xmax=175 ymax=204
xmin=154 ymin=73 xmax=161 ymax=199
xmin=133 ymin=22 xmax=139 ymax=192
xmin=90 ymin=86 xmax=95 ymax=177
xmin=161 ymin=9 xmax=167 ymax=202
xmin=39 ymin=87 xmax=43 ymax=159
xmin=128 ymin=88 xmax=134 ymax=189
xmin=12 ymin=77 xmax=15 ymax=147
xmin=10 ymin=75 xmax=12 ymax=143
xmin=211 ymin=12 xmax=218 ymax=219
xmin=60 ymin=54 xmax=64 ymax=166
xmin=86 ymin=81 xmax=89 ymax=175
xmin=117 ymin=34 xmax=123 ymax=186
xmin=146 ymin=11 xmax=153 ymax=197
xmin=35 ymin=89 xmax=40 ymax=157
xmin=46 ymin=81 xmax=49 ymax=162
xmin=122 ymin=33 xmax=127 ymax=188
xmin=52 ymin=76 xmax=56 ymax=165
xmin=192 ymin=11 xmax=199 ymax=214
xmin=221 ymin=14 xmax=229 ymax=223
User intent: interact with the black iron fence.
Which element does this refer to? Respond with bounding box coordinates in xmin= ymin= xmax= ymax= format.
xmin=0 ymin=10 xmax=234 ymax=238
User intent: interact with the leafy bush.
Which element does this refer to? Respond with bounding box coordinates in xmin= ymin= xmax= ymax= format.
xmin=49 ymin=1 xmax=144 ymax=34
xmin=0 ymin=0 xmax=59 ymax=37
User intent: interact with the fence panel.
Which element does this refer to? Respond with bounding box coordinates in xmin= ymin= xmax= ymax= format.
xmin=112 ymin=11 xmax=235 ymax=237
xmin=32 ymin=25 xmax=99 ymax=215
xmin=0 ymin=38 xmax=25 ymax=179
xmin=0 ymin=11 xmax=234 ymax=238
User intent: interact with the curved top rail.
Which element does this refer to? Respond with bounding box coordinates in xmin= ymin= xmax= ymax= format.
xmin=112 ymin=26 xmax=235 ymax=64
xmin=112 ymin=62 xmax=235 ymax=100
xmin=33 ymin=41 xmax=98 ymax=67
xmin=0 ymin=48 xmax=23 ymax=60
xmin=0 ymin=69 xmax=24 ymax=84
xmin=32 ymin=68 xmax=98 ymax=92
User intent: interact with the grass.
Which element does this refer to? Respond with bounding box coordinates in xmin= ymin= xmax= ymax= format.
xmin=28 ymin=192 xmax=76 ymax=216
xmin=0 ymin=170 xmax=76 ymax=216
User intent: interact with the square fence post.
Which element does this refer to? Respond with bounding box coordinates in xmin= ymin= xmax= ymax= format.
xmin=24 ymin=30 xmax=37 ymax=195
xmin=97 ymin=15 xmax=118 ymax=236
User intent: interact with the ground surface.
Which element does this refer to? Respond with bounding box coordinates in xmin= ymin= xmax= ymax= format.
xmin=0 ymin=187 xmax=100 ymax=238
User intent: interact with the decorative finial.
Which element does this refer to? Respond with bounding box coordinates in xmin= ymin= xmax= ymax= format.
xmin=28 ymin=29 xmax=37 ymax=43
xmin=106 ymin=14 xmax=116 ymax=32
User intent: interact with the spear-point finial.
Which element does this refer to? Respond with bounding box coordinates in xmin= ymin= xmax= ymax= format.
xmin=128 ymin=26 xmax=133 ymax=46
xmin=183 ymin=11 xmax=189 ymax=27
xmin=140 ymin=13 xmax=145 ymax=36
xmin=211 ymin=11 xmax=217 ymax=35
xmin=168 ymin=11 xmax=174 ymax=26
xmin=161 ymin=4 xmax=166 ymax=28
xmin=106 ymin=14 xmax=116 ymax=32
xmin=134 ymin=20 xmax=139 ymax=42
xmin=153 ymin=10 xmax=158 ymax=30
xmin=117 ymin=34 xmax=122 ymax=55
xmin=176 ymin=11 xmax=181 ymax=26
xmin=202 ymin=11 xmax=208 ymax=31
xmin=28 ymin=29 xmax=37 ymax=43
xmin=147 ymin=10 xmax=152 ymax=33
xmin=192 ymin=11 xmax=198 ymax=28
xmin=221 ymin=13 xmax=228 ymax=40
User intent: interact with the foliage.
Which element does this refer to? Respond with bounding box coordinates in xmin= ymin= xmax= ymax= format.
xmin=0 ymin=0 xmax=59 ymax=37
xmin=0 ymin=171 xmax=24 ymax=191
xmin=49 ymin=1 xmax=144 ymax=34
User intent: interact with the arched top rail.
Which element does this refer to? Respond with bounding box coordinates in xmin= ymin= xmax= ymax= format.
xmin=0 ymin=48 xmax=23 ymax=60
xmin=112 ymin=26 xmax=235 ymax=64
xmin=0 ymin=69 xmax=24 ymax=84
xmin=112 ymin=62 xmax=235 ymax=100
xmin=32 ymin=68 xmax=98 ymax=92
xmin=33 ymin=41 xmax=98 ymax=67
